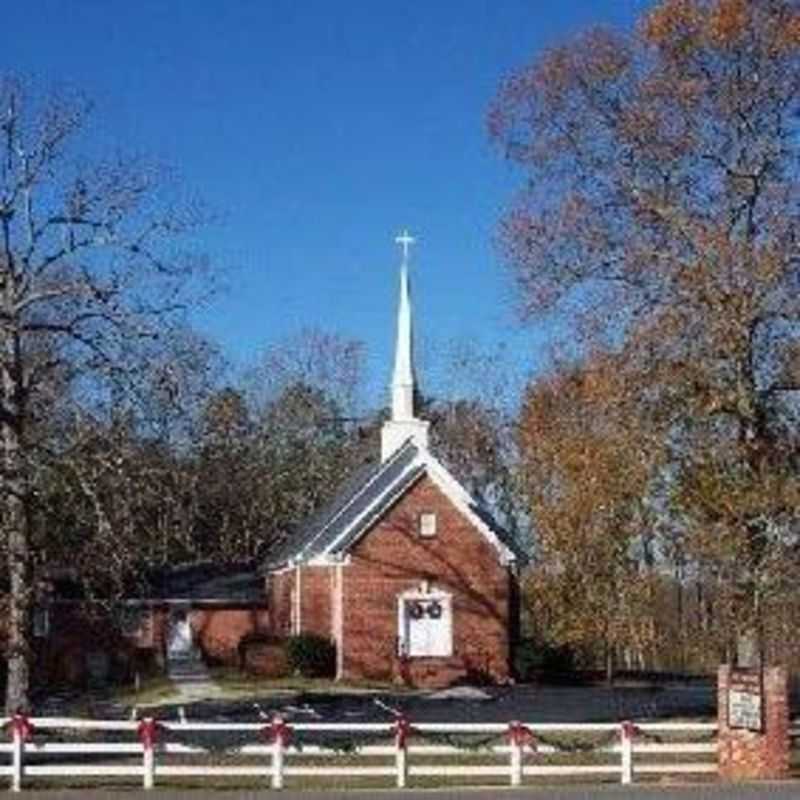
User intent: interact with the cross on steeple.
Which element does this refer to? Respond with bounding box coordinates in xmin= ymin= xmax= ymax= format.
xmin=395 ymin=229 xmax=416 ymax=265
xmin=381 ymin=229 xmax=430 ymax=461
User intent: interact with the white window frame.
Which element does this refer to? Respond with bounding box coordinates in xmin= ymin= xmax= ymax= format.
xmin=418 ymin=511 xmax=438 ymax=538
xmin=397 ymin=587 xmax=453 ymax=658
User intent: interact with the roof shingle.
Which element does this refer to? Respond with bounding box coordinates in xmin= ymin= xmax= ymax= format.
xmin=264 ymin=440 xmax=421 ymax=569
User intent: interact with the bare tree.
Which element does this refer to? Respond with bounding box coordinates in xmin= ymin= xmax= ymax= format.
xmin=0 ymin=77 xmax=211 ymax=711
xmin=248 ymin=327 xmax=366 ymax=421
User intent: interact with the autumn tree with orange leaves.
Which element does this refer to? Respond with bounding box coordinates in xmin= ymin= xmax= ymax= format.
xmin=491 ymin=0 xmax=800 ymax=668
xmin=518 ymin=352 xmax=666 ymax=679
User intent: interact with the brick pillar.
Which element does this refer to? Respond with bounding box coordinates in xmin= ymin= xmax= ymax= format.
xmin=718 ymin=665 xmax=789 ymax=779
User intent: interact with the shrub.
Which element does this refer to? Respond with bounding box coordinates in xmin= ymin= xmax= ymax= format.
xmin=514 ymin=638 xmax=576 ymax=680
xmin=238 ymin=634 xmax=290 ymax=678
xmin=285 ymin=634 xmax=336 ymax=678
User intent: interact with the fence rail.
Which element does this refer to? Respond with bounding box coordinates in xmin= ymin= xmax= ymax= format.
xmin=0 ymin=714 xmax=718 ymax=792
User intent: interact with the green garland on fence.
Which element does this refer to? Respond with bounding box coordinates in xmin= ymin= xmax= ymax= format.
xmin=303 ymin=731 xmax=389 ymax=753
xmin=169 ymin=728 xmax=262 ymax=755
xmin=308 ymin=730 xmax=501 ymax=754
xmin=414 ymin=731 xmax=505 ymax=752
xmin=533 ymin=730 xmax=618 ymax=753
xmin=21 ymin=720 xmax=719 ymax=757
xmin=635 ymin=730 xmax=663 ymax=744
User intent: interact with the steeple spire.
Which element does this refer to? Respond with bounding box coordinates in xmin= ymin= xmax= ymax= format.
xmin=391 ymin=230 xmax=415 ymax=421
xmin=381 ymin=230 xmax=430 ymax=461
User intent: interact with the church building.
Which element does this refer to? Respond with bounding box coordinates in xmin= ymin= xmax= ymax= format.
xmin=265 ymin=234 xmax=521 ymax=687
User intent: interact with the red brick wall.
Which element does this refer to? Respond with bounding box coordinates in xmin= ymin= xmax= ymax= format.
xmin=190 ymin=607 xmax=270 ymax=664
xmin=718 ymin=665 xmax=790 ymax=779
xmin=150 ymin=607 xmax=168 ymax=654
xmin=268 ymin=570 xmax=296 ymax=637
xmin=42 ymin=602 xmax=273 ymax=685
xmin=298 ymin=566 xmax=334 ymax=640
xmin=339 ymin=475 xmax=511 ymax=687
xmin=268 ymin=566 xmax=334 ymax=641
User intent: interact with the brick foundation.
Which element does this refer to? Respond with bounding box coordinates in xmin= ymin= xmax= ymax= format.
xmin=718 ymin=665 xmax=790 ymax=780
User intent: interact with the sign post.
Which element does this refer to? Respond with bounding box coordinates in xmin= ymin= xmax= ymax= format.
xmin=718 ymin=665 xmax=789 ymax=779
xmin=727 ymin=668 xmax=763 ymax=732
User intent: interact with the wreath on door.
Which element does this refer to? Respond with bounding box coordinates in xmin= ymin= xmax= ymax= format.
xmin=408 ymin=601 xmax=425 ymax=620
xmin=427 ymin=600 xmax=443 ymax=619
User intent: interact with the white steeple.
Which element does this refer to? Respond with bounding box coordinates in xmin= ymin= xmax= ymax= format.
xmin=391 ymin=231 xmax=415 ymax=421
xmin=381 ymin=230 xmax=430 ymax=461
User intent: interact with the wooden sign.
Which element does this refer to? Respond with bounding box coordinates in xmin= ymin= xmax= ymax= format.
xmin=728 ymin=668 xmax=763 ymax=732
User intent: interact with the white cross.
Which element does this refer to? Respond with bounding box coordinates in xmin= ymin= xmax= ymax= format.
xmin=395 ymin=229 xmax=416 ymax=264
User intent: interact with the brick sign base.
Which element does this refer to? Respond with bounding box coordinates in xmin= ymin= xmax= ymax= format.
xmin=718 ymin=665 xmax=789 ymax=779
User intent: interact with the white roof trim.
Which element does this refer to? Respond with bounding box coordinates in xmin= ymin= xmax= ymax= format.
xmin=306 ymin=554 xmax=351 ymax=567
xmin=319 ymin=446 xmax=515 ymax=566
xmin=399 ymin=586 xmax=452 ymax=600
xmin=322 ymin=458 xmax=425 ymax=557
xmin=418 ymin=449 xmax=516 ymax=565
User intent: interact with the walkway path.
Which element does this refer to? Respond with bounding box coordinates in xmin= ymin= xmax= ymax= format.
xmin=166 ymin=655 xmax=221 ymax=702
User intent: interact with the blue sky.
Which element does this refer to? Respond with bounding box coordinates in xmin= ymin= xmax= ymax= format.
xmin=5 ymin=1 xmax=646 ymax=405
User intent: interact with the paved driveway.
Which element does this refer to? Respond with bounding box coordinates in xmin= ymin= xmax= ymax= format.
xmin=33 ymin=678 xmax=730 ymax=725
xmin=151 ymin=682 xmax=717 ymax=726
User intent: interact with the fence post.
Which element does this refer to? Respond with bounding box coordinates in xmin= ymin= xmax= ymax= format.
xmin=507 ymin=721 xmax=531 ymax=787
xmin=509 ymin=738 xmax=523 ymax=787
xmin=619 ymin=721 xmax=635 ymax=785
xmin=10 ymin=717 xmax=23 ymax=793
xmin=143 ymin=742 xmax=155 ymax=790
xmin=138 ymin=717 xmax=157 ymax=790
xmin=270 ymin=715 xmax=287 ymax=790
xmin=272 ymin=735 xmax=284 ymax=790
xmin=393 ymin=716 xmax=410 ymax=789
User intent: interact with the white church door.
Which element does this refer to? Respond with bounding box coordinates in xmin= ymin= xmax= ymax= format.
xmin=398 ymin=590 xmax=453 ymax=658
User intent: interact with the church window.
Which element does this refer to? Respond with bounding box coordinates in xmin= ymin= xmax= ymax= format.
xmin=418 ymin=512 xmax=437 ymax=537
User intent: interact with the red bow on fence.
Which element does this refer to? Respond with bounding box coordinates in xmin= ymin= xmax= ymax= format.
xmin=262 ymin=716 xmax=292 ymax=746
xmin=137 ymin=718 xmax=162 ymax=750
xmin=619 ymin=720 xmax=640 ymax=741
xmin=507 ymin=721 xmax=536 ymax=750
xmin=392 ymin=714 xmax=415 ymax=749
xmin=7 ymin=712 xmax=34 ymax=743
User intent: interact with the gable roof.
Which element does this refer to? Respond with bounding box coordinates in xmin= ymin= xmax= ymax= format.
xmin=264 ymin=441 xmax=422 ymax=569
xmin=264 ymin=439 xmax=520 ymax=570
xmin=264 ymin=458 xmax=386 ymax=570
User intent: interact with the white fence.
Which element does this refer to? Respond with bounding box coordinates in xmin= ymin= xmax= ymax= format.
xmin=0 ymin=714 xmax=718 ymax=792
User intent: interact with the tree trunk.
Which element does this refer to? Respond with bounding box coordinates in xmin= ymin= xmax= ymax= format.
xmin=1 ymin=307 xmax=31 ymax=712
xmin=605 ymin=644 xmax=615 ymax=686
xmin=5 ymin=490 xmax=31 ymax=713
